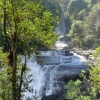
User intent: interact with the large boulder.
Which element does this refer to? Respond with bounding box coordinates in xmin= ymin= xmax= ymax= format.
xmin=53 ymin=65 xmax=89 ymax=82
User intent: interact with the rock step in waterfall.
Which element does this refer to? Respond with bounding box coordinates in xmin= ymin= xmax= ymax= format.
xmin=24 ymin=50 xmax=89 ymax=100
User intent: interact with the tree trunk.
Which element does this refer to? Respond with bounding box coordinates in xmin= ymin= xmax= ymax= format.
xmin=11 ymin=0 xmax=18 ymax=99
xmin=3 ymin=0 xmax=11 ymax=52
xmin=18 ymin=54 xmax=27 ymax=100
xmin=4 ymin=1 xmax=17 ymax=99
xmin=12 ymin=43 xmax=17 ymax=100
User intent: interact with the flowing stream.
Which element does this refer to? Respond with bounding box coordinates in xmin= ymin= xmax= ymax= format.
xmin=24 ymin=50 xmax=88 ymax=100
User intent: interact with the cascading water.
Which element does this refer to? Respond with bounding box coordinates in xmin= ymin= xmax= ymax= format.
xmin=24 ymin=50 xmax=88 ymax=100
xmin=55 ymin=36 xmax=68 ymax=50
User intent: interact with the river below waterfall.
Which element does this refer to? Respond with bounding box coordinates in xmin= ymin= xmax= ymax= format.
xmin=23 ymin=50 xmax=89 ymax=100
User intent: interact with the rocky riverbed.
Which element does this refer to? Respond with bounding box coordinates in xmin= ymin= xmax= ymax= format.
xmin=72 ymin=50 xmax=95 ymax=65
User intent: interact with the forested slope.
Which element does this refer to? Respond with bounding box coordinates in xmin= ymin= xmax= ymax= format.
xmin=42 ymin=0 xmax=100 ymax=50
xmin=67 ymin=0 xmax=100 ymax=49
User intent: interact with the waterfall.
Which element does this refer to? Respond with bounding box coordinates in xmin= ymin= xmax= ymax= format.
xmin=23 ymin=1 xmax=86 ymax=99
xmin=24 ymin=50 xmax=88 ymax=100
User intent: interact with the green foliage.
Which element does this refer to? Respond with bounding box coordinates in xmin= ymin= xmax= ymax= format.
xmin=67 ymin=20 xmax=85 ymax=48
xmin=0 ymin=48 xmax=12 ymax=100
xmin=48 ymin=0 xmax=70 ymax=18
xmin=78 ymin=9 xmax=88 ymax=20
xmin=0 ymin=0 xmax=58 ymax=52
xmin=68 ymin=20 xmax=84 ymax=37
xmin=84 ymin=3 xmax=100 ymax=48
xmin=18 ymin=1 xmax=58 ymax=53
xmin=0 ymin=48 xmax=33 ymax=100
xmin=41 ymin=0 xmax=59 ymax=16
xmin=67 ymin=0 xmax=100 ymax=49
xmin=65 ymin=80 xmax=82 ymax=99
xmin=67 ymin=0 xmax=87 ymax=21
xmin=0 ymin=47 xmax=8 ymax=67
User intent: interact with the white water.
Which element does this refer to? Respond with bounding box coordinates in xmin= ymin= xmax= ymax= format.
xmin=23 ymin=50 xmax=88 ymax=100
xmin=55 ymin=39 xmax=68 ymax=50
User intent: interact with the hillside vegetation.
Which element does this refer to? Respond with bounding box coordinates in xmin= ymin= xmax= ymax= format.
xmin=46 ymin=0 xmax=100 ymax=50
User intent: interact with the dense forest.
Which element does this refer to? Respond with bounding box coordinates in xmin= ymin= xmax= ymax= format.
xmin=0 ymin=0 xmax=100 ymax=100
xmin=67 ymin=0 xmax=100 ymax=50
xmin=44 ymin=0 xmax=100 ymax=50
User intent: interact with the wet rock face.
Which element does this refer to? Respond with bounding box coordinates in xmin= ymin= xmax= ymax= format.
xmin=40 ymin=50 xmax=88 ymax=77
xmin=41 ymin=95 xmax=61 ymax=100
xmin=41 ymin=91 xmax=64 ymax=100
xmin=54 ymin=65 xmax=89 ymax=81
